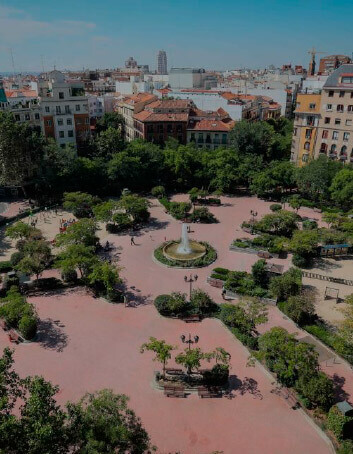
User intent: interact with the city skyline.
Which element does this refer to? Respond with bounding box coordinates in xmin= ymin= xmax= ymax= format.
xmin=1 ymin=0 xmax=353 ymax=72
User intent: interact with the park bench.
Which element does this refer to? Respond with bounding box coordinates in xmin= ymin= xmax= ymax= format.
xmin=182 ymin=314 xmax=201 ymax=323
xmin=198 ymin=387 xmax=222 ymax=398
xmin=257 ymin=250 xmax=271 ymax=259
xmin=198 ymin=369 xmax=212 ymax=375
xmin=8 ymin=330 xmax=21 ymax=344
xmin=0 ymin=319 xmax=8 ymax=331
xmin=165 ymin=368 xmax=184 ymax=375
xmin=164 ymin=386 xmax=186 ymax=398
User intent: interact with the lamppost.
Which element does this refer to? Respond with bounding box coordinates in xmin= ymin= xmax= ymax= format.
xmin=250 ymin=210 xmax=258 ymax=234
xmin=184 ymin=274 xmax=198 ymax=300
xmin=180 ymin=333 xmax=199 ymax=350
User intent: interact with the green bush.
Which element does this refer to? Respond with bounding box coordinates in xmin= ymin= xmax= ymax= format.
xmin=232 ymin=240 xmax=250 ymax=248
xmin=213 ymin=268 xmax=230 ymax=276
xmin=18 ymin=314 xmax=37 ymax=340
xmin=190 ymin=207 xmax=217 ymax=223
xmin=0 ymin=287 xmax=35 ymax=329
xmin=302 ymin=219 xmax=318 ymax=230
xmin=327 ymin=406 xmax=353 ymax=440
xmin=270 ymin=203 xmax=282 ymax=212
xmin=203 ymin=364 xmax=229 ymax=386
xmin=190 ymin=289 xmax=218 ymax=315
xmin=338 ymin=440 xmax=353 ymax=454
xmin=10 ymin=252 xmax=23 ymax=267
xmin=61 ymin=269 xmax=78 ymax=283
xmin=151 ymin=186 xmax=166 ymax=199
xmin=0 ymin=261 xmax=13 ymax=272
xmin=269 ymin=267 xmax=302 ymax=300
xmin=168 ymin=202 xmax=191 ymax=220
xmin=231 ymin=327 xmax=258 ymax=350
xmin=154 ymin=292 xmax=189 ymax=317
xmin=292 ymin=253 xmax=311 ymax=268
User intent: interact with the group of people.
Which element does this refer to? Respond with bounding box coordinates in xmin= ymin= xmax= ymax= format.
xmin=59 ymin=218 xmax=76 ymax=233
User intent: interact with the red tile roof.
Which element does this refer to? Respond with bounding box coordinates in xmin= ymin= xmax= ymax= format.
xmin=188 ymin=119 xmax=235 ymax=132
xmin=5 ymin=89 xmax=37 ymax=98
xmin=134 ymin=111 xmax=189 ymax=122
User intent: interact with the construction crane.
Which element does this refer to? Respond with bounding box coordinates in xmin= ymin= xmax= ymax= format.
xmin=308 ymin=47 xmax=326 ymax=75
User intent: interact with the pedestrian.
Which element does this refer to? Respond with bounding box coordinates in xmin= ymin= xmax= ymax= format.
xmin=130 ymin=236 xmax=135 ymax=245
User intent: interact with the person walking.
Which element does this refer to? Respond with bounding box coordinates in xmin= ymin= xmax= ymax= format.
xmin=130 ymin=236 xmax=136 ymax=245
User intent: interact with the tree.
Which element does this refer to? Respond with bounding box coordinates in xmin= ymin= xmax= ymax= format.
xmin=269 ymin=267 xmax=302 ymax=301
xmin=330 ymin=167 xmax=353 ymax=208
xmin=117 ymin=194 xmax=150 ymax=224
xmin=296 ymin=154 xmax=342 ymax=202
xmin=251 ymin=259 xmax=269 ymax=288
xmin=88 ymin=261 xmax=121 ymax=298
xmin=289 ymin=229 xmax=319 ymax=265
xmin=56 ymin=219 xmax=98 ymax=248
xmin=250 ymin=161 xmax=295 ymax=197
xmin=95 ymin=112 xmax=124 ymax=133
xmin=140 ymin=337 xmax=176 ymax=378
xmin=288 ymin=195 xmax=302 ymax=213
xmin=6 ymin=222 xmax=41 ymax=241
xmin=213 ymin=347 xmax=231 ymax=366
xmin=175 ymin=348 xmax=212 ymax=375
xmin=55 ymin=244 xmax=96 ymax=278
xmin=238 ymin=297 xmax=268 ymax=327
xmin=95 ymin=127 xmax=124 ymax=157
xmin=0 ymin=111 xmax=44 ymax=188
xmin=63 ymin=191 xmax=101 ymax=218
xmin=16 ymin=239 xmax=52 ymax=281
xmin=229 ymin=120 xmax=274 ymax=159
xmin=295 ymin=372 xmax=334 ymax=411
xmin=255 ymin=210 xmax=298 ymax=237
xmin=339 ymin=293 xmax=353 ymax=349
xmin=284 ymin=292 xmax=315 ymax=325
xmin=190 ymin=289 xmax=217 ymax=315
xmin=154 ymin=292 xmax=189 ymax=317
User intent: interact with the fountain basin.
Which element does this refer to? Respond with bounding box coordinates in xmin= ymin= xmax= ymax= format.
xmin=163 ymin=240 xmax=206 ymax=262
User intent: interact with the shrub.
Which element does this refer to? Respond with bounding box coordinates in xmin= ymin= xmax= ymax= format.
xmin=213 ymin=267 xmax=230 ymax=276
xmin=338 ymin=440 xmax=353 ymax=454
xmin=190 ymin=207 xmax=217 ymax=223
xmin=302 ymin=219 xmax=318 ymax=230
xmin=18 ymin=314 xmax=37 ymax=340
xmin=154 ymin=292 xmax=189 ymax=317
xmin=295 ymin=372 xmax=334 ymax=411
xmin=168 ymin=202 xmax=191 ymax=220
xmin=2 ymin=273 xmax=20 ymax=291
xmin=190 ymin=289 xmax=218 ymax=315
xmin=0 ymin=261 xmax=13 ymax=272
xmin=203 ymin=364 xmax=229 ymax=386
xmin=269 ymin=267 xmax=302 ymax=301
xmin=232 ymin=240 xmax=250 ymax=248
xmin=292 ymin=253 xmax=311 ymax=268
xmin=284 ymin=293 xmax=315 ymax=325
xmin=251 ymin=259 xmax=269 ymax=288
xmin=270 ymin=203 xmax=282 ymax=212
xmin=61 ymin=269 xmax=78 ymax=283
xmin=151 ymin=186 xmax=166 ymax=199
xmin=327 ymin=405 xmax=353 ymax=440
xmin=63 ymin=191 xmax=100 ymax=218
xmin=10 ymin=252 xmax=23 ymax=267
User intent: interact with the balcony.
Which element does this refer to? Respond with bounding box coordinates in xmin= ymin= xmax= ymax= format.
xmin=197 ymin=138 xmax=204 ymax=144
xmin=340 ymin=154 xmax=348 ymax=161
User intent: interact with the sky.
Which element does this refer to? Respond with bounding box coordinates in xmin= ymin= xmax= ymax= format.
xmin=0 ymin=0 xmax=353 ymax=72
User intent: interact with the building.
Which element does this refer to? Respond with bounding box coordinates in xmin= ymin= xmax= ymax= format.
xmin=133 ymin=99 xmax=191 ymax=145
xmin=291 ymin=64 xmax=353 ymax=166
xmin=115 ymin=92 xmax=157 ymax=141
xmin=319 ymin=55 xmax=351 ymax=74
xmin=291 ymin=93 xmax=322 ymax=166
xmin=314 ymin=64 xmax=353 ymax=163
xmin=0 ymin=78 xmax=9 ymax=109
xmin=169 ymin=68 xmax=208 ymax=89
xmin=38 ymin=70 xmax=90 ymax=148
xmin=125 ymin=57 xmax=138 ymax=69
xmin=157 ymin=50 xmax=168 ymax=75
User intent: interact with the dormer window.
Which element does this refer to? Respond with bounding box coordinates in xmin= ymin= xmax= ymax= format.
xmin=341 ymin=76 xmax=353 ymax=84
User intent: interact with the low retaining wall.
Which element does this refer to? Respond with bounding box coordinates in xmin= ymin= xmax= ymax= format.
xmin=229 ymin=245 xmax=280 ymax=259
xmin=224 ymin=289 xmax=277 ymax=306
xmin=302 ymin=271 xmax=353 ymax=287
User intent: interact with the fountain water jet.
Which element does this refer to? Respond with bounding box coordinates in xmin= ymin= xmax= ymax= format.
xmin=177 ymin=223 xmax=191 ymax=254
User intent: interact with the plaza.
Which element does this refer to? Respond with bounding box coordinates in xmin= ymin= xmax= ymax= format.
xmin=0 ymin=195 xmax=351 ymax=453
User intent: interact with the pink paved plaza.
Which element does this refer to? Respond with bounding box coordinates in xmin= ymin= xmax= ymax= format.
xmin=0 ymin=196 xmax=345 ymax=453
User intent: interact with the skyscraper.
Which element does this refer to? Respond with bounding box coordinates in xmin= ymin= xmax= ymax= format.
xmin=157 ymin=50 xmax=168 ymax=74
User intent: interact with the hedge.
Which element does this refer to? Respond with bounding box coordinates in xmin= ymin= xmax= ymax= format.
xmin=0 ymin=261 xmax=13 ymax=273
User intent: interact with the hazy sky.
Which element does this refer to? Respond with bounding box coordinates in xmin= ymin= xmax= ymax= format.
xmin=1 ymin=0 xmax=352 ymax=72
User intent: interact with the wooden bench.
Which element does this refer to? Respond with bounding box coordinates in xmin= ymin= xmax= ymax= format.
xmin=182 ymin=314 xmax=201 ymax=323
xmin=165 ymin=368 xmax=184 ymax=375
xmin=0 ymin=319 xmax=8 ymax=331
xmin=198 ymin=387 xmax=222 ymax=398
xmin=164 ymin=386 xmax=186 ymax=398
xmin=8 ymin=330 xmax=20 ymax=344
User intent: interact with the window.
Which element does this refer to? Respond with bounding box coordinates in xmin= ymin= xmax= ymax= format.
xmin=68 ymin=130 xmax=74 ymax=138
xmin=348 ymin=105 xmax=353 ymax=112
xmin=158 ymin=124 xmax=164 ymax=133
xmin=324 ymin=117 xmax=330 ymax=124
xmin=206 ymin=134 xmax=212 ymax=144
xmin=167 ymin=124 xmax=172 ymax=133
xmin=332 ymin=131 xmax=339 ymax=140
xmin=339 ymin=91 xmax=345 ymax=98
xmin=147 ymin=125 xmax=153 ymax=133
xmin=65 ymin=105 xmax=70 ymax=114
xmin=322 ymin=130 xmax=328 ymax=139
xmin=75 ymin=105 xmax=80 ymax=112
xmin=293 ymin=127 xmax=297 ymax=136
xmin=45 ymin=106 xmax=50 ymax=113
xmin=306 ymin=116 xmax=315 ymax=126
xmin=56 ymin=106 xmax=62 ymax=114
xmin=14 ymin=114 xmax=20 ymax=121
xmin=342 ymin=76 xmax=353 ymax=84
xmin=176 ymin=124 xmax=182 ymax=132
xmin=326 ymin=104 xmax=332 ymax=111
xmin=309 ymin=103 xmax=316 ymax=109
xmin=302 ymin=153 xmax=309 ymax=162
xmin=198 ymin=133 xmax=204 ymax=143
xmin=296 ymin=102 xmax=301 ymax=109
xmin=320 ymin=143 xmax=327 ymax=153
xmin=59 ymin=92 xmax=64 ymax=99
xmin=190 ymin=133 xmax=195 ymax=142
xmin=67 ymin=118 xmax=72 ymax=125
xmin=45 ymin=120 xmax=52 ymax=127
xmin=35 ymin=113 xmax=40 ymax=120
xmin=341 ymin=145 xmax=347 ymax=156
xmin=58 ymin=119 xmax=63 ymax=126
xmin=59 ymin=131 xmax=64 ymax=138
xmin=85 ymin=117 xmax=89 ymax=125
xmin=304 ymin=141 xmax=310 ymax=150
xmin=305 ymin=129 xmax=312 ymax=139
xmin=343 ymin=132 xmax=350 ymax=141
xmin=351 ymin=92 xmax=353 ymax=98
xmin=328 ymin=90 xmax=334 ymax=97
xmin=25 ymin=114 xmax=30 ymax=121
xmin=346 ymin=119 xmax=352 ymax=126
xmin=330 ymin=144 xmax=336 ymax=153
xmin=337 ymin=104 xmax=344 ymax=112
xmin=222 ymin=134 xmax=227 ymax=144
xmin=335 ymin=118 xmax=341 ymax=125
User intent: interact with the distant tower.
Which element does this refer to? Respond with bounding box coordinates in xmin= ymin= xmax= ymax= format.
xmin=157 ymin=50 xmax=168 ymax=74
xmin=0 ymin=77 xmax=8 ymax=109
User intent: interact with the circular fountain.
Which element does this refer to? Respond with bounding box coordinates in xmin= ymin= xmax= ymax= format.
xmin=154 ymin=223 xmax=217 ymax=268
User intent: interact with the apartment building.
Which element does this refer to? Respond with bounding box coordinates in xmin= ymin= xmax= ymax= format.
xmin=319 ymin=55 xmax=351 ymax=74
xmin=38 ymin=70 xmax=90 ymax=147
xmin=291 ymin=64 xmax=353 ymax=166
xmin=291 ymin=93 xmax=321 ymax=166
xmin=315 ymin=65 xmax=353 ymax=163
xmin=115 ymin=93 xmax=157 ymax=141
